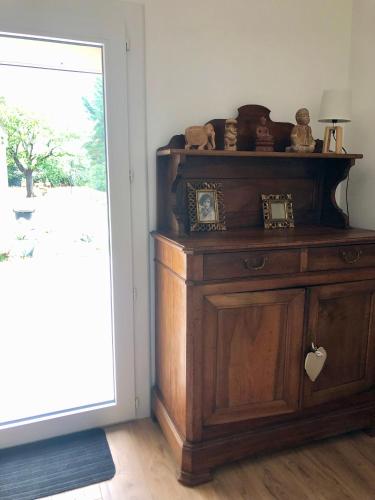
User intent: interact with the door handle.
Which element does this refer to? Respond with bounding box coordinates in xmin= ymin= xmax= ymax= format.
xmin=339 ymin=248 xmax=362 ymax=264
xmin=241 ymin=256 xmax=267 ymax=271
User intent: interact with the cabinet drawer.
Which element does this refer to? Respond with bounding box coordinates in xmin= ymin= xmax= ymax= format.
xmin=203 ymin=249 xmax=300 ymax=280
xmin=307 ymin=244 xmax=375 ymax=272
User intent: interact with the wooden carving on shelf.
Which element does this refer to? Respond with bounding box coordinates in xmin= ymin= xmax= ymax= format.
xmin=224 ymin=119 xmax=238 ymax=151
xmin=185 ymin=123 xmax=216 ymax=150
xmin=286 ymin=108 xmax=316 ymax=153
xmin=255 ymin=115 xmax=274 ymax=151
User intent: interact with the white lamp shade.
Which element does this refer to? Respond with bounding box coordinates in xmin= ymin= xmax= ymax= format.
xmin=319 ymin=89 xmax=351 ymax=123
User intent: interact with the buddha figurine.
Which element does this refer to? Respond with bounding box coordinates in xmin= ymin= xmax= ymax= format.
xmin=286 ymin=108 xmax=316 ymax=153
xmin=255 ymin=115 xmax=274 ymax=152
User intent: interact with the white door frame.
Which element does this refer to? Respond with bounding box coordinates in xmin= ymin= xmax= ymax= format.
xmin=121 ymin=2 xmax=150 ymax=421
xmin=0 ymin=0 xmax=149 ymax=448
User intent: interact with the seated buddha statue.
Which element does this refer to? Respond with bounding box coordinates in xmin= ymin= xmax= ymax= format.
xmin=286 ymin=108 xmax=316 ymax=153
xmin=255 ymin=116 xmax=274 ymax=152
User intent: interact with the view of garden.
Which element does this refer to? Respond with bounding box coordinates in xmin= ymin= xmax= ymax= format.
xmin=0 ymin=76 xmax=107 ymax=259
xmin=0 ymin=38 xmax=115 ymax=424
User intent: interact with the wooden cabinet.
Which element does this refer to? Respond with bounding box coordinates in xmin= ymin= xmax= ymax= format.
xmin=152 ymin=111 xmax=375 ymax=485
xmin=153 ymin=227 xmax=375 ymax=485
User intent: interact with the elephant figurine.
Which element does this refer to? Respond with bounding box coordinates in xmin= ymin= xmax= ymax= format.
xmin=185 ymin=123 xmax=216 ymax=150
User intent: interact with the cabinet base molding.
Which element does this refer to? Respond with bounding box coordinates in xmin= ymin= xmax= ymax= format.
xmin=178 ymin=470 xmax=213 ymax=487
xmin=365 ymin=428 xmax=375 ymax=437
xmin=152 ymin=390 xmax=375 ymax=486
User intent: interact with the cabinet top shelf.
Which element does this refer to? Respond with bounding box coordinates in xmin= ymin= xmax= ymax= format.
xmin=152 ymin=226 xmax=375 ymax=254
xmin=157 ymin=149 xmax=363 ymax=160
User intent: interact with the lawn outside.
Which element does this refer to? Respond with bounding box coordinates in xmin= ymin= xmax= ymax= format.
xmin=1 ymin=186 xmax=108 ymax=259
xmin=0 ymin=186 xmax=115 ymax=425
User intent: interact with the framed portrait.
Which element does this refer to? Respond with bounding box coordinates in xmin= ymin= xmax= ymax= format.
xmin=187 ymin=182 xmax=226 ymax=232
xmin=261 ymin=193 xmax=294 ymax=229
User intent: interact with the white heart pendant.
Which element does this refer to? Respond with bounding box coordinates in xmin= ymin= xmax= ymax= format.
xmin=305 ymin=347 xmax=327 ymax=382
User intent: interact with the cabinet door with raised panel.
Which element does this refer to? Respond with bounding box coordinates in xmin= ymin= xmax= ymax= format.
xmin=202 ymin=288 xmax=305 ymax=426
xmin=304 ymin=281 xmax=375 ymax=407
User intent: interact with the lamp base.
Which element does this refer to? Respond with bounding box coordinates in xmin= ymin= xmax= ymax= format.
xmin=323 ymin=125 xmax=343 ymax=154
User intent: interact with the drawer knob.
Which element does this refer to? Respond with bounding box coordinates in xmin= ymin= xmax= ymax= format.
xmin=339 ymin=248 xmax=362 ymax=264
xmin=241 ymin=256 xmax=267 ymax=271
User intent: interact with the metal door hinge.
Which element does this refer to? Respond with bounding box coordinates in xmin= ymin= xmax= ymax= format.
xmin=129 ymin=170 xmax=134 ymax=184
xmin=133 ymin=287 xmax=137 ymax=301
xmin=135 ymin=397 xmax=140 ymax=409
xmin=125 ymin=40 xmax=130 ymax=52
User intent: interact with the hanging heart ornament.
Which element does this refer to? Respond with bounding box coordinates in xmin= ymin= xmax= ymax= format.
xmin=305 ymin=344 xmax=327 ymax=382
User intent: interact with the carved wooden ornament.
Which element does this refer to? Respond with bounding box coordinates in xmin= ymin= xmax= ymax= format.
xmin=224 ymin=119 xmax=237 ymax=151
xmin=185 ymin=123 xmax=216 ymax=150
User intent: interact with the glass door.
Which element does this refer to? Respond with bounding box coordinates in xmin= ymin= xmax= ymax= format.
xmin=0 ymin=0 xmax=135 ymax=448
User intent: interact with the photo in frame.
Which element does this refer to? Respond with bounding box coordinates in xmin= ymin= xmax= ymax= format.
xmin=187 ymin=182 xmax=226 ymax=232
xmin=261 ymin=193 xmax=295 ymax=229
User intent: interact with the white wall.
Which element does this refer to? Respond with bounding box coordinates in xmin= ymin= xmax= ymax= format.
xmin=344 ymin=0 xmax=375 ymax=228
xmin=138 ymin=0 xmax=353 ymax=228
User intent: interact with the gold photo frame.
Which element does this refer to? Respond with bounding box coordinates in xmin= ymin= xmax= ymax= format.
xmin=187 ymin=182 xmax=226 ymax=232
xmin=261 ymin=194 xmax=294 ymax=229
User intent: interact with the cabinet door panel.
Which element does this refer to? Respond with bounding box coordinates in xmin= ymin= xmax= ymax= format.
xmin=304 ymin=281 xmax=375 ymax=407
xmin=203 ymin=289 xmax=305 ymax=426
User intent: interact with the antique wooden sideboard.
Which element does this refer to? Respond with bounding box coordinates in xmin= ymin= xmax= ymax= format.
xmin=152 ymin=106 xmax=375 ymax=485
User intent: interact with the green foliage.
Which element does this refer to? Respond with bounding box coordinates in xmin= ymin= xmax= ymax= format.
xmin=0 ymin=98 xmax=74 ymax=196
xmin=33 ymin=157 xmax=71 ymax=186
xmin=82 ymin=77 xmax=107 ymax=191
xmin=7 ymin=163 xmax=23 ymax=186
xmin=67 ymin=159 xmax=90 ymax=187
xmin=0 ymin=252 xmax=9 ymax=262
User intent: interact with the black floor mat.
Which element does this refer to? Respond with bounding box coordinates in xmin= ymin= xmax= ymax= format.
xmin=0 ymin=428 xmax=115 ymax=500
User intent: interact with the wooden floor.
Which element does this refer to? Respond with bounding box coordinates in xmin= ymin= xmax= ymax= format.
xmin=45 ymin=418 xmax=375 ymax=500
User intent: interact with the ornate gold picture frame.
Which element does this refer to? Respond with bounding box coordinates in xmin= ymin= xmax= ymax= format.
xmin=187 ymin=182 xmax=226 ymax=232
xmin=261 ymin=194 xmax=294 ymax=229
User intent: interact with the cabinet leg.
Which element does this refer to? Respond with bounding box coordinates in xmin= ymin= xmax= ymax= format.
xmin=178 ymin=469 xmax=213 ymax=486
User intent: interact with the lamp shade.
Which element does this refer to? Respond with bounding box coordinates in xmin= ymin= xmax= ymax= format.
xmin=319 ymin=89 xmax=351 ymax=123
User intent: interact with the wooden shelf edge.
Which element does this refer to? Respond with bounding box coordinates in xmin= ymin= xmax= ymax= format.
xmin=157 ymin=148 xmax=363 ymax=159
xmin=151 ymin=227 xmax=375 ymax=254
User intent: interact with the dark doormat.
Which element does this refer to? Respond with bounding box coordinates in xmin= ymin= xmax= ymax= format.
xmin=0 ymin=428 xmax=115 ymax=500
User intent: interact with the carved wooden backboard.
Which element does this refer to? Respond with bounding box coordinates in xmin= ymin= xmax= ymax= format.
xmin=208 ymin=105 xmax=294 ymax=152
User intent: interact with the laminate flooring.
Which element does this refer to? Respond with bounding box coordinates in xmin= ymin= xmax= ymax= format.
xmin=43 ymin=418 xmax=375 ymax=500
